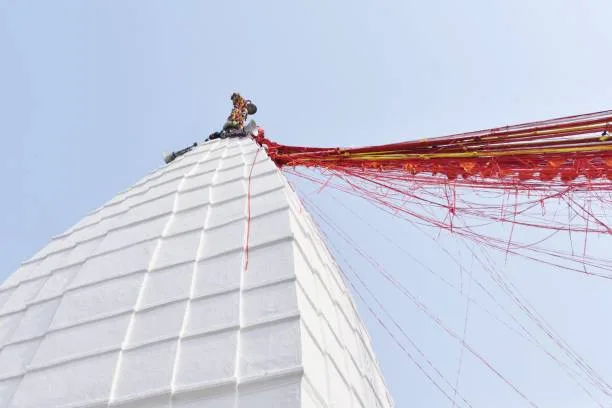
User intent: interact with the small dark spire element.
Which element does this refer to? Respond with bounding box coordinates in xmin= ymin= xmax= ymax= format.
xmin=163 ymin=142 xmax=197 ymax=164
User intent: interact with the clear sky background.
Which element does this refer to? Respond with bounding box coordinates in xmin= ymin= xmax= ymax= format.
xmin=2 ymin=1 xmax=612 ymax=407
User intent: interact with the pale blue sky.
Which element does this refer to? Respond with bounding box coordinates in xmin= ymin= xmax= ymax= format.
xmin=2 ymin=1 xmax=612 ymax=406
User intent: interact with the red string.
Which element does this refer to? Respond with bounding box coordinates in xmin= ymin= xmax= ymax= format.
xmin=244 ymin=146 xmax=261 ymax=271
xmin=250 ymin=110 xmax=612 ymax=276
xmin=256 ymin=110 xmax=612 ymax=187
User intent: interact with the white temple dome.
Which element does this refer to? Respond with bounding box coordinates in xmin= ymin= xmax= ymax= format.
xmin=0 ymin=138 xmax=393 ymax=408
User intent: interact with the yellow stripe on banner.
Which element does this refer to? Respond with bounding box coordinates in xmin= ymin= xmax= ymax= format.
xmin=323 ymin=144 xmax=612 ymax=161
xmin=507 ymin=123 xmax=605 ymax=139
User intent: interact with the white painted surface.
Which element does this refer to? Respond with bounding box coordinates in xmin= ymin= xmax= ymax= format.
xmin=0 ymin=138 xmax=393 ymax=408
